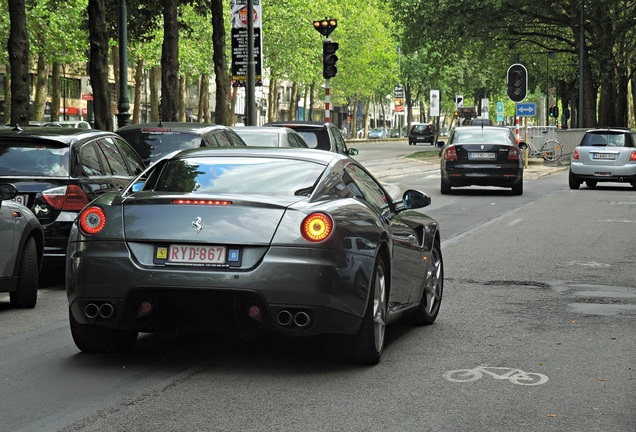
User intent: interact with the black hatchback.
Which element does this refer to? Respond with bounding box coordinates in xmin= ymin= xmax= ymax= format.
xmin=0 ymin=126 xmax=145 ymax=260
xmin=116 ymin=122 xmax=247 ymax=166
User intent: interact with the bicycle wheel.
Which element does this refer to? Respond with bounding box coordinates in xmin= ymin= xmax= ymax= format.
xmin=540 ymin=140 xmax=562 ymax=161
xmin=443 ymin=369 xmax=483 ymax=382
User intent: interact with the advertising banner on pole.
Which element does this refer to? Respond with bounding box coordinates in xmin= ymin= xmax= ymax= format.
xmin=230 ymin=0 xmax=263 ymax=87
xmin=430 ymin=90 xmax=440 ymax=117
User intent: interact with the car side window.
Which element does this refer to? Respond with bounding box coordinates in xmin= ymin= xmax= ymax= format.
xmin=226 ymin=130 xmax=247 ymax=146
xmin=115 ymin=137 xmax=145 ymax=174
xmin=344 ymin=163 xmax=389 ymax=213
xmin=213 ymin=132 xmax=232 ymax=147
xmin=79 ymin=143 xmax=105 ymax=176
xmin=331 ymin=127 xmax=347 ymax=154
xmin=97 ymin=138 xmax=130 ymax=176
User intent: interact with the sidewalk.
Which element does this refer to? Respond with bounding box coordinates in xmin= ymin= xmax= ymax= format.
xmin=363 ymin=155 xmax=569 ymax=181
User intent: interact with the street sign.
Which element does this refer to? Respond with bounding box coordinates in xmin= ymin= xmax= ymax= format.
xmin=496 ymin=102 xmax=504 ymax=122
xmin=516 ymin=102 xmax=536 ymax=117
xmin=455 ymin=95 xmax=463 ymax=108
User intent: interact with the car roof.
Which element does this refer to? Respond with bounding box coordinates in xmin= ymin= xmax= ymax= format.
xmin=169 ymin=146 xmax=346 ymax=165
xmin=0 ymin=126 xmax=117 ymax=146
xmin=116 ymin=122 xmax=231 ymax=134
xmin=264 ymin=121 xmax=331 ymax=129
xmin=233 ymin=126 xmax=295 ymax=134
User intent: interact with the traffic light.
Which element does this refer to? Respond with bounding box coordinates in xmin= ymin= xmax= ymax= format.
xmin=323 ymin=41 xmax=339 ymax=79
xmin=553 ymin=106 xmax=559 ymax=118
xmin=313 ymin=18 xmax=337 ymax=37
xmin=548 ymin=106 xmax=554 ymax=117
xmin=507 ymin=64 xmax=527 ymax=102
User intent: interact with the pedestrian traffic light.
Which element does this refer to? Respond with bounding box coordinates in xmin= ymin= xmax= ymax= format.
xmin=549 ymin=106 xmax=554 ymax=117
xmin=507 ymin=64 xmax=527 ymax=103
xmin=553 ymin=106 xmax=559 ymax=118
xmin=323 ymin=41 xmax=339 ymax=79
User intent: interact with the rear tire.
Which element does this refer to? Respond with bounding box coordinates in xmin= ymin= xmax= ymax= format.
xmin=10 ymin=237 xmax=38 ymax=308
xmin=511 ymin=181 xmax=523 ymax=196
xmin=69 ymin=311 xmax=138 ymax=353
xmin=407 ymin=240 xmax=443 ymax=326
xmin=328 ymin=259 xmax=387 ymax=365
xmin=568 ymin=171 xmax=581 ymax=189
xmin=440 ymin=178 xmax=452 ymax=195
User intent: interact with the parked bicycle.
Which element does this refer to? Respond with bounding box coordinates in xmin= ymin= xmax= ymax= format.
xmin=526 ymin=126 xmax=562 ymax=161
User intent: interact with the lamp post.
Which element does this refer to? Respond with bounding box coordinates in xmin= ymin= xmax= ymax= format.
xmin=116 ymin=0 xmax=130 ymax=128
xmin=545 ymin=52 xmax=554 ymax=126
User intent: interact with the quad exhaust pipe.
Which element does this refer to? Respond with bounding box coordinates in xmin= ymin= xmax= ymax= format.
xmin=84 ymin=302 xmax=115 ymax=319
xmin=276 ymin=309 xmax=311 ymax=328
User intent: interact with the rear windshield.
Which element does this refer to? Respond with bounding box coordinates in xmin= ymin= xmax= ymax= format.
xmin=0 ymin=144 xmax=69 ymax=176
xmin=146 ymin=156 xmax=326 ymax=196
xmin=411 ymin=125 xmax=431 ymax=133
xmin=452 ymin=129 xmax=514 ymax=144
xmin=235 ymin=131 xmax=280 ymax=147
xmin=117 ymin=130 xmax=204 ymax=163
xmin=292 ymin=129 xmax=330 ymax=151
xmin=581 ymin=132 xmax=630 ymax=147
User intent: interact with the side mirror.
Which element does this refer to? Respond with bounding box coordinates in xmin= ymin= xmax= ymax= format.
xmin=401 ymin=189 xmax=431 ymax=210
xmin=0 ymin=183 xmax=19 ymax=201
xmin=518 ymin=142 xmax=528 ymax=150
xmin=348 ymin=148 xmax=359 ymax=156
xmin=436 ymin=141 xmax=445 ymax=148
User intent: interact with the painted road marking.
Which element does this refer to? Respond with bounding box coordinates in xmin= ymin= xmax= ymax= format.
xmin=444 ymin=365 xmax=549 ymax=386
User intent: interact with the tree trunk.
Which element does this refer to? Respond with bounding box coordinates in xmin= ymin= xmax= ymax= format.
xmin=8 ymin=0 xmax=30 ymax=126
xmin=161 ymin=0 xmax=179 ymax=122
xmin=211 ymin=0 xmax=230 ymax=125
xmin=267 ymin=79 xmax=277 ymax=122
xmin=50 ymin=63 xmax=60 ymax=122
xmin=150 ymin=67 xmax=160 ymax=123
xmin=287 ymin=82 xmax=297 ymax=121
xmin=179 ymin=74 xmax=186 ymax=121
xmin=199 ymin=73 xmax=209 ymax=123
xmin=87 ymin=0 xmax=113 ymax=131
xmin=4 ymin=63 xmax=11 ymax=123
xmin=132 ymin=58 xmax=144 ymax=124
xmin=33 ymin=52 xmax=48 ymax=121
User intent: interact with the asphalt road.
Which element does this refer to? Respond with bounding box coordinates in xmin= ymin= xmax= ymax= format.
xmin=1 ymin=143 xmax=634 ymax=432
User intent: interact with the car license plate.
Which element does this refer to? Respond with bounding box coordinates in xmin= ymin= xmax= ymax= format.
xmin=167 ymin=244 xmax=227 ymax=264
xmin=592 ymin=153 xmax=616 ymax=160
xmin=468 ymin=152 xmax=496 ymax=160
xmin=11 ymin=194 xmax=28 ymax=206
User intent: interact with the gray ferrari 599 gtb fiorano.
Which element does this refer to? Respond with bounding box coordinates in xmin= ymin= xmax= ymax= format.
xmin=66 ymin=147 xmax=443 ymax=364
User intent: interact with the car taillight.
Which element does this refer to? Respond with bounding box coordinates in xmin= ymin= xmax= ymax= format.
xmin=301 ymin=212 xmax=333 ymax=242
xmin=630 ymin=150 xmax=636 ymax=161
xmin=41 ymin=185 xmax=90 ymax=211
xmin=444 ymin=146 xmax=458 ymax=161
xmin=79 ymin=206 xmax=106 ymax=235
xmin=573 ymin=149 xmax=580 ymax=160
xmin=508 ymin=147 xmax=520 ymax=160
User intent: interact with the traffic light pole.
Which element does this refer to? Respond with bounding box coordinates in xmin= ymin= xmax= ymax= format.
xmin=325 ymin=78 xmax=331 ymax=123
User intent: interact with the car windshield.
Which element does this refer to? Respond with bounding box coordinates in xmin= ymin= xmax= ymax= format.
xmin=150 ymin=156 xmax=326 ymax=196
xmin=581 ymin=132 xmax=628 ymax=147
xmin=0 ymin=144 xmax=69 ymax=176
xmin=412 ymin=125 xmax=430 ymax=132
xmin=116 ymin=130 xmax=204 ymax=163
xmin=452 ymin=129 xmax=513 ymax=144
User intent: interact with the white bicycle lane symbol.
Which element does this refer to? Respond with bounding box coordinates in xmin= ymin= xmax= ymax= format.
xmin=443 ymin=365 xmax=549 ymax=386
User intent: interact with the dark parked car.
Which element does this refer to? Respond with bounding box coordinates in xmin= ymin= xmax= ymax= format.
xmin=116 ymin=122 xmax=247 ymax=165
xmin=0 ymin=183 xmax=44 ymax=308
xmin=569 ymin=128 xmax=636 ymax=190
xmin=232 ymin=126 xmax=309 ymax=148
xmin=408 ymin=123 xmax=434 ymax=145
xmin=0 ymin=127 xmax=145 ymax=260
xmin=264 ymin=121 xmax=357 ymax=156
xmin=66 ymin=148 xmax=443 ymax=364
xmin=439 ymin=126 xmax=527 ymax=195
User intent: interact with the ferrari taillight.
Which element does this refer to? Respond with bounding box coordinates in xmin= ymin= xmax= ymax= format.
xmin=79 ymin=206 xmax=106 ymax=235
xmin=444 ymin=146 xmax=458 ymax=161
xmin=41 ymin=185 xmax=89 ymax=211
xmin=302 ymin=212 xmax=333 ymax=242
xmin=572 ymin=149 xmax=580 ymax=160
